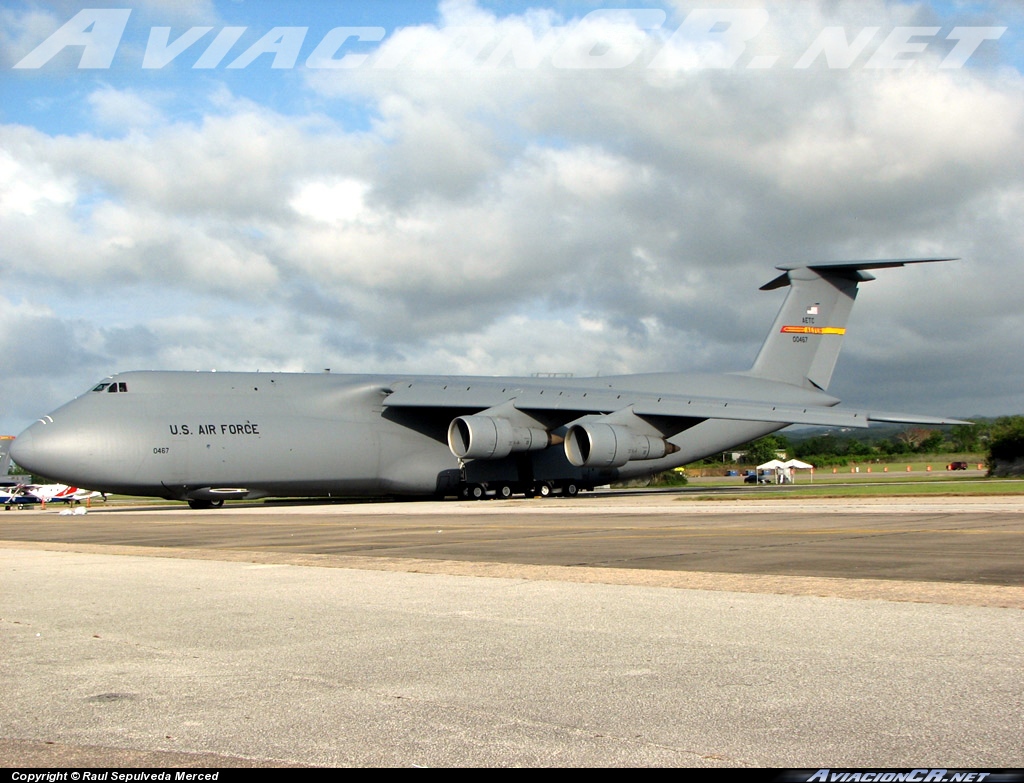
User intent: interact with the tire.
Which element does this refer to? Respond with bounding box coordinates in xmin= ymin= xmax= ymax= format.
xmin=470 ymin=484 xmax=485 ymax=500
xmin=497 ymin=484 xmax=513 ymax=499
xmin=563 ymin=483 xmax=579 ymax=497
xmin=537 ymin=482 xmax=552 ymax=498
xmin=188 ymin=498 xmax=225 ymax=509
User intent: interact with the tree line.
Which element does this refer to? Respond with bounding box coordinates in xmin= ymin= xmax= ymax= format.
xmin=731 ymin=416 xmax=1024 ymax=470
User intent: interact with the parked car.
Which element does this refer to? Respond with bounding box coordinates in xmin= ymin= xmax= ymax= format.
xmin=949 ymin=461 xmax=969 ymax=470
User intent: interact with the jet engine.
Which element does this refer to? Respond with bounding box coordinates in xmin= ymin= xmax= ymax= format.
xmin=448 ymin=415 xmax=554 ymax=460
xmin=564 ymin=422 xmax=679 ymax=468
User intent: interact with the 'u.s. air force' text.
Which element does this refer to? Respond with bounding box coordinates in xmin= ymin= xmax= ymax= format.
xmin=168 ymin=423 xmax=260 ymax=436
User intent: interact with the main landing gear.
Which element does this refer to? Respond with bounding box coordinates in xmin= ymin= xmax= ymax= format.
xmin=457 ymin=481 xmax=587 ymax=500
xmin=187 ymin=498 xmax=225 ymax=509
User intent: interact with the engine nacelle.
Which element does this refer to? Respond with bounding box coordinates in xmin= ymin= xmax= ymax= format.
xmin=564 ymin=422 xmax=679 ymax=468
xmin=448 ymin=415 xmax=553 ymax=460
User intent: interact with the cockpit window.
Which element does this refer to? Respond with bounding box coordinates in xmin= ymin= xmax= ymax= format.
xmin=92 ymin=383 xmax=110 ymax=392
xmin=91 ymin=381 xmax=128 ymax=393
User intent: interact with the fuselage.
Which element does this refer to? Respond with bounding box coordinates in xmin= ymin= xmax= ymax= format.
xmin=11 ymin=369 xmax=833 ymax=501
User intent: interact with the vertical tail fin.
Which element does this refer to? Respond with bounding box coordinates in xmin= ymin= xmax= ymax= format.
xmin=0 ymin=436 xmax=14 ymax=477
xmin=747 ymin=258 xmax=955 ymax=390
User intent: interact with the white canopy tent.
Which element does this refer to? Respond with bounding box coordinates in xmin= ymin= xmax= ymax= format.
xmin=755 ymin=458 xmax=815 ymax=483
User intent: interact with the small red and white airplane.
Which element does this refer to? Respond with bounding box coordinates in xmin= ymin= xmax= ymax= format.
xmin=27 ymin=483 xmax=103 ymax=504
xmin=2 ymin=483 xmax=102 ymax=505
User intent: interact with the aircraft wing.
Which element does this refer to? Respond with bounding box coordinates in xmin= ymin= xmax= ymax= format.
xmin=382 ymin=380 xmax=968 ymax=436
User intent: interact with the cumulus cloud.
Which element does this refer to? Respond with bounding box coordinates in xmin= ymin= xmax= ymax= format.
xmin=87 ymin=85 xmax=168 ymax=130
xmin=0 ymin=146 xmax=75 ymax=215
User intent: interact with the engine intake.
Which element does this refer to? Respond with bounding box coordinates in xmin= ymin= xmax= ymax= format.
xmin=564 ymin=422 xmax=679 ymax=468
xmin=448 ymin=415 xmax=554 ymax=460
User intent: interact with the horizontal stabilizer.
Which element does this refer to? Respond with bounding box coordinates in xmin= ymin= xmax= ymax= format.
xmin=760 ymin=258 xmax=959 ymax=291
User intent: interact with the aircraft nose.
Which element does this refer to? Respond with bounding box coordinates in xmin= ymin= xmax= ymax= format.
xmin=11 ymin=416 xmax=89 ymax=481
xmin=12 ymin=405 xmax=128 ymax=490
xmin=10 ymin=421 xmax=46 ymax=475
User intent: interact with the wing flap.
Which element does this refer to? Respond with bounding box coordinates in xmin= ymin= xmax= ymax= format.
xmin=863 ymin=411 xmax=971 ymax=426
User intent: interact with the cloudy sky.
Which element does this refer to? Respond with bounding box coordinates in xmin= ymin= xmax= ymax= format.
xmin=1 ymin=0 xmax=1022 ymax=435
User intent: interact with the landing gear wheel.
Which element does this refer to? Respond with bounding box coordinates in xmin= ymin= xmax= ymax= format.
xmin=537 ymin=482 xmax=553 ymax=498
xmin=469 ymin=484 xmax=486 ymax=500
xmin=187 ymin=498 xmax=225 ymax=509
xmin=497 ymin=484 xmax=513 ymax=499
xmin=563 ymin=483 xmax=579 ymax=497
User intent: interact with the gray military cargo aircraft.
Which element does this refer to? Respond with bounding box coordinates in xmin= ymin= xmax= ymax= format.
xmin=11 ymin=259 xmax=966 ymax=507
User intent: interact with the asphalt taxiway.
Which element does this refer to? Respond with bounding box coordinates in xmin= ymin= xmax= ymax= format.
xmin=2 ymin=493 xmax=1022 ymax=766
